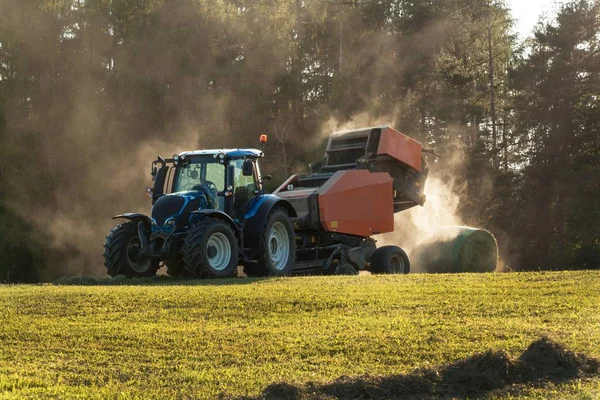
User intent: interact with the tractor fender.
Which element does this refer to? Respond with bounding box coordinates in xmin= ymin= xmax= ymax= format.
xmin=113 ymin=213 xmax=151 ymax=229
xmin=242 ymin=195 xmax=297 ymax=260
xmin=189 ymin=210 xmax=239 ymax=237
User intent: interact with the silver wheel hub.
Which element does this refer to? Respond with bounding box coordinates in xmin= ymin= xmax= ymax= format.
xmin=206 ymin=232 xmax=232 ymax=271
xmin=268 ymin=222 xmax=290 ymax=271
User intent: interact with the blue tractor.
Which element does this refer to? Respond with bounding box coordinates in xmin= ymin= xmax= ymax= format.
xmin=103 ymin=137 xmax=298 ymax=278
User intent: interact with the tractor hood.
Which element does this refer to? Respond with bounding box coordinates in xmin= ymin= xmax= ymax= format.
xmin=151 ymin=191 xmax=208 ymax=232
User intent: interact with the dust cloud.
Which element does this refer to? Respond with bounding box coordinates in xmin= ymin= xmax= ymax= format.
xmin=318 ymin=113 xmax=397 ymax=140
xmin=375 ymin=174 xmax=468 ymax=272
xmin=377 ymin=175 xmax=464 ymax=248
xmin=4 ymin=127 xmax=214 ymax=279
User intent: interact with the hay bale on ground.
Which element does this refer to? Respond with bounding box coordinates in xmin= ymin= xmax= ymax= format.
xmin=411 ymin=226 xmax=498 ymax=273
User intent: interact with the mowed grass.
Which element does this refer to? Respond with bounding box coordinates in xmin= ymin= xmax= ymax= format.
xmin=0 ymin=271 xmax=599 ymax=399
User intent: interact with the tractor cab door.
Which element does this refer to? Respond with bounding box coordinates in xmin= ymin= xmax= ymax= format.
xmin=232 ymin=158 xmax=258 ymax=220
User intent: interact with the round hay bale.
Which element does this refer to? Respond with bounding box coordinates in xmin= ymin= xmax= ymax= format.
xmin=411 ymin=226 xmax=498 ymax=273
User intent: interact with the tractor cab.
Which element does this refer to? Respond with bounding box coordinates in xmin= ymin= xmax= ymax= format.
xmin=149 ymin=149 xmax=264 ymax=232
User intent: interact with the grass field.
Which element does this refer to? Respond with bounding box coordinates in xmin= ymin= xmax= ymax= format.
xmin=0 ymin=271 xmax=599 ymax=399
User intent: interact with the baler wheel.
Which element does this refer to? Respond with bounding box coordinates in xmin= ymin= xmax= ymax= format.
xmin=104 ymin=222 xmax=159 ymax=278
xmin=370 ymin=245 xmax=410 ymax=274
xmin=251 ymin=208 xmax=295 ymax=277
xmin=183 ymin=218 xmax=239 ymax=278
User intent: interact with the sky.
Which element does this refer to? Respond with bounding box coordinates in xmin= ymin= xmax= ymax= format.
xmin=507 ymin=0 xmax=560 ymax=38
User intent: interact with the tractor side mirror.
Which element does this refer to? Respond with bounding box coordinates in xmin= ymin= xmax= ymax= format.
xmin=242 ymin=159 xmax=254 ymax=176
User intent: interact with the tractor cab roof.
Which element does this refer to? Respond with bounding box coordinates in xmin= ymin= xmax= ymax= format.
xmin=178 ymin=149 xmax=262 ymax=159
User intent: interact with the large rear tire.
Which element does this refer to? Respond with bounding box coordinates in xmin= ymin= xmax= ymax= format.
xmin=104 ymin=222 xmax=159 ymax=277
xmin=182 ymin=219 xmax=239 ymax=278
xmin=246 ymin=208 xmax=295 ymax=277
xmin=370 ymin=245 xmax=410 ymax=274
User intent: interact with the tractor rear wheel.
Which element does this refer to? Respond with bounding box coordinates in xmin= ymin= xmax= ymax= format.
xmin=249 ymin=208 xmax=295 ymax=277
xmin=370 ymin=245 xmax=410 ymax=274
xmin=104 ymin=222 xmax=159 ymax=277
xmin=182 ymin=218 xmax=239 ymax=278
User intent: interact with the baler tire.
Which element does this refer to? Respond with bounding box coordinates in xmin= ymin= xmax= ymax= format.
xmin=183 ymin=218 xmax=239 ymax=278
xmin=255 ymin=208 xmax=295 ymax=277
xmin=104 ymin=222 xmax=159 ymax=278
xmin=370 ymin=245 xmax=410 ymax=274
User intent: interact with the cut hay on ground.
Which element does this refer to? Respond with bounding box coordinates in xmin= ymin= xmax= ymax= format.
xmin=249 ymin=337 xmax=599 ymax=399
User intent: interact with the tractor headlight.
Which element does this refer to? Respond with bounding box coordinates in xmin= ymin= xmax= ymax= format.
xmin=219 ymin=153 xmax=225 ymax=159
xmin=165 ymin=218 xmax=176 ymax=228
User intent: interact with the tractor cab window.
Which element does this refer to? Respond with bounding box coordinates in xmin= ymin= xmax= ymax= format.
xmin=232 ymin=158 xmax=257 ymax=218
xmin=173 ymin=159 xmax=225 ymax=210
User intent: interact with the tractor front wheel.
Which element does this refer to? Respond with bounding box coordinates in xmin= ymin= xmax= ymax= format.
xmin=104 ymin=222 xmax=159 ymax=277
xmin=369 ymin=245 xmax=410 ymax=274
xmin=183 ymin=219 xmax=239 ymax=278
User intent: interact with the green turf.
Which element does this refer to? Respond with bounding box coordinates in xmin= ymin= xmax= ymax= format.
xmin=0 ymin=271 xmax=599 ymax=399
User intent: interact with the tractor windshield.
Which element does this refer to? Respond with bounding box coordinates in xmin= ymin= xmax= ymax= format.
xmin=173 ymin=158 xmax=224 ymax=196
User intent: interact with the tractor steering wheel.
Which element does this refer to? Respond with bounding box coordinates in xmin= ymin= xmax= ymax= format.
xmin=191 ymin=180 xmax=218 ymax=209
xmin=202 ymin=180 xmax=218 ymax=196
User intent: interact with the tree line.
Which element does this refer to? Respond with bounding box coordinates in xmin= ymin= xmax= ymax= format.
xmin=0 ymin=0 xmax=598 ymax=281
